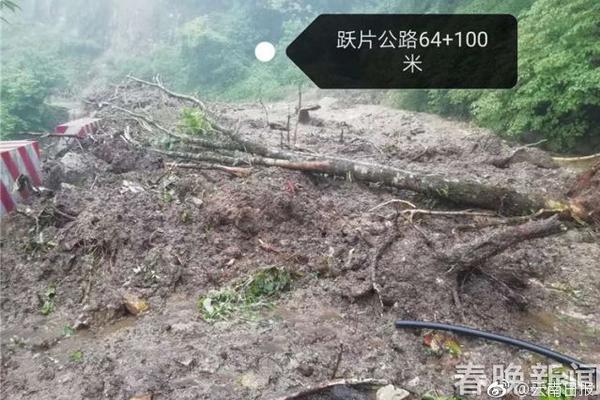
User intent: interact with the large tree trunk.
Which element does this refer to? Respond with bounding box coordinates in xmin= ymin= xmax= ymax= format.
xmin=124 ymin=76 xmax=568 ymax=217
xmin=160 ymin=148 xmax=551 ymax=216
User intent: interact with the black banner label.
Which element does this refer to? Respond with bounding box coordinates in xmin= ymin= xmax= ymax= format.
xmin=286 ymin=14 xmax=518 ymax=89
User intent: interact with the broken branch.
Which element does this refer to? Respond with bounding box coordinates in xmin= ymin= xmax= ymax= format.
xmin=165 ymin=162 xmax=251 ymax=178
xmin=120 ymin=79 xmax=574 ymax=218
xmin=444 ymin=215 xmax=565 ymax=273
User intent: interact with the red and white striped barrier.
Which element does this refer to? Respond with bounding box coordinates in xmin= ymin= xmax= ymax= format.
xmin=0 ymin=140 xmax=42 ymax=217
xmin=55 ymin=117 xmax=100 ymax=138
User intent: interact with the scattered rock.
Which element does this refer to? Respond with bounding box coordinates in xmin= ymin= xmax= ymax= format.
xmin=297 ymin=362 xmax=314 ymax=377
xmin=60 ymin=182 xmax=78 ymax=191
xmin=331 ymin=385 xmax=367 ymax=400
xmin=376 ymin=384 xmax=410 ymax=400
xmin=189 ymin=196 xmax=204 ymax=208
xmin=223 ymin=245 xmax=242 ymax=259
xmin=175 ymin=358 xmax=196 ymax=368
xmin=129 ymin=394 xmax=152 ymax=400
xmin=172 ymin=377 xmax=199 ymax=389
xmin=405 ymin=377 xmax=420 ymax=388
xmin=239 ymin=371 xmax=268 ymax=390
xmin=123 ymin=293 xmax=149 ymax=316
xmin=43 ymin=160 xmax=65 ymax=190
xmin=60 ymin=152 xmax=92 ymax=183
xmin=82 ymin=380 xmax=105 ymax=398
xmin=121 ymin=180 xmax=145 ymax=194
xmin=37 ymin=367 xmax=56 ymax=381
xmin=72 ymin=314 xmax=90 ymax=330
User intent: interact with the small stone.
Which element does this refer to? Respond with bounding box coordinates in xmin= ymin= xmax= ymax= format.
xmin=376 ymin=384 xmax=410 ymax=400
xmin=129 ymin=394 xmax=152 ymax=400
xmin=189 ymin=196 xmax=204 ymax=208
xmin=37 ymin=367 xmax=55 ymax=381
xmin=176 ymin=358 xmax=196 ymax=368
xmin=120 ymin=180 xmax=145 ymax=194
xmin=123 ymin=293 xmax=149 ymax=316
xmin=82 ymin=380 xmax=105 ymax=398
xmin=330 ymin=385 xmax=365 ymax=399
xmin=172 ymin=377 xmax=199 ymax=388
xmin=60 ymin=152 xmax=90 ymax=184
xmin=223 ymin=246 xmax=242 ymax=259
xmin=296 ymin=362 xmax=314 ymax=377
xmin=73 ymin=314 xmax=90 ymax=330
xmin=239 ymin=371 xmax=268 ymax=389
xmin=406 ymin=377 xmax=420 ymax=388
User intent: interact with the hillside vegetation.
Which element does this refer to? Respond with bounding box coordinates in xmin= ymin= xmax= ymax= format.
xmin=1 ymin=0 xmax=598 ymax=151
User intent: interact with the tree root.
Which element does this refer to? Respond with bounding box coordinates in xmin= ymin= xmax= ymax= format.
xmin=443 ymin=215 xmax=565 ymax=274
xmin=165 ymin=162 xmax=251 ymax=178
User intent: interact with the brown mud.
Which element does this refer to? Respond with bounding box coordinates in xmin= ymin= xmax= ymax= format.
xmin=1 ymin=83 xmax=598 ymax=399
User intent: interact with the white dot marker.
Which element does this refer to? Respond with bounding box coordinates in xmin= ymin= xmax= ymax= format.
xmin=255 ymin=41 xmax=276 ymax=62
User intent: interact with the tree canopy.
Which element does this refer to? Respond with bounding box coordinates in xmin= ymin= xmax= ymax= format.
xmin=1 ymin=0 xmax=598 ymax=151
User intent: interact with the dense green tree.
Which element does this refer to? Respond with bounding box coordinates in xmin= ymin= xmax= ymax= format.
xmin=0 ymin=54 xmax=67 ymax=137
xmin=1 ymin=0 xmax=598 ymax=150
xmin=473 ymin=0 xmax=600 ymax=150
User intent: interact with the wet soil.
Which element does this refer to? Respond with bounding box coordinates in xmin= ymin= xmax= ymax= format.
xmin=1 ymin=84 xmax=598 ymax=400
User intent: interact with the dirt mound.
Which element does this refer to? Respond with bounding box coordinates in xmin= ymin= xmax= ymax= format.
xmin=1 ymin=83 xmax=599 ymax=399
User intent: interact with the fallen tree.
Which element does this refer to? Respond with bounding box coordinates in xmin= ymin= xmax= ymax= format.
xmin=157 ymin=147 xmax=550 ymax=216
xmin=106 ymin=76 xmax=593 ymax=220
xmin=443 ymin=215 xmax=564 ymax=273
xmin=92 ymin=77 xmax=594 ymax=311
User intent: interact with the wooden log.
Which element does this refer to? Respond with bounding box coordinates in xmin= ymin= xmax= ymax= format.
xmin=443 ymin=215 xmax=565 ymax=273
xmin=159 ymin=147 xmax=556 ymax=216
xmin=125 ymin=76 xmax=567 ymax=216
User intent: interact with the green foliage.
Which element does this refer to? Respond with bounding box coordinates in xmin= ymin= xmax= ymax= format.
xmin=0 ymin=0 xmax=19 ymax=22
xmin=457 ymin=0 xmax=535 ymax=13
xmin=386 ymin=90 xmax=430 ymax=112
xmin=220 ymin=17 xmax=312 ymax=100
xmin=387 ymin=0 xmax=600 ymax=151
xmin=40 ymin=286 xmax=56 ymax=316
xmin=179 ymin=107 xmax=212 ymax=136
xmin=69 ymin=350 xmax=84 ymax=363
xmin=472 ymin=0 xmax=600 ymax=151
xmin=197 ymin=266 xmax=293 ymax=321
xmin=0 ymin=0 xmax=19 ymax=12
xmin=0 ymin=52 xmax=67 ymax=138
xmin=63 ymin=325 xmax=75 ymax=337
xmin=178 ymin=15 xmax=240 ymax=89
xmin=243 ymin=267 xmax=293 ymax=301
xmin=1 ymin=0 xmax=598 ymax=151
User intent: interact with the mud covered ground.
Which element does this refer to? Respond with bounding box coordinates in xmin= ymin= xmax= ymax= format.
xmin=1 ymin=83 xmax=599 ymax=400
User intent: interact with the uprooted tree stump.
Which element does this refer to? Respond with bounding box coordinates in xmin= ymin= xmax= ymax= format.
xmin=568 ymin=161 xmax=600 ymax=224
xmin=298 ymin=105 xmax=321 ymax=124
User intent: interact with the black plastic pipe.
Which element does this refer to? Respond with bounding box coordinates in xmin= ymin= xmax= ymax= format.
xmin=395 ymin=320 xmax=594 ymax=372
